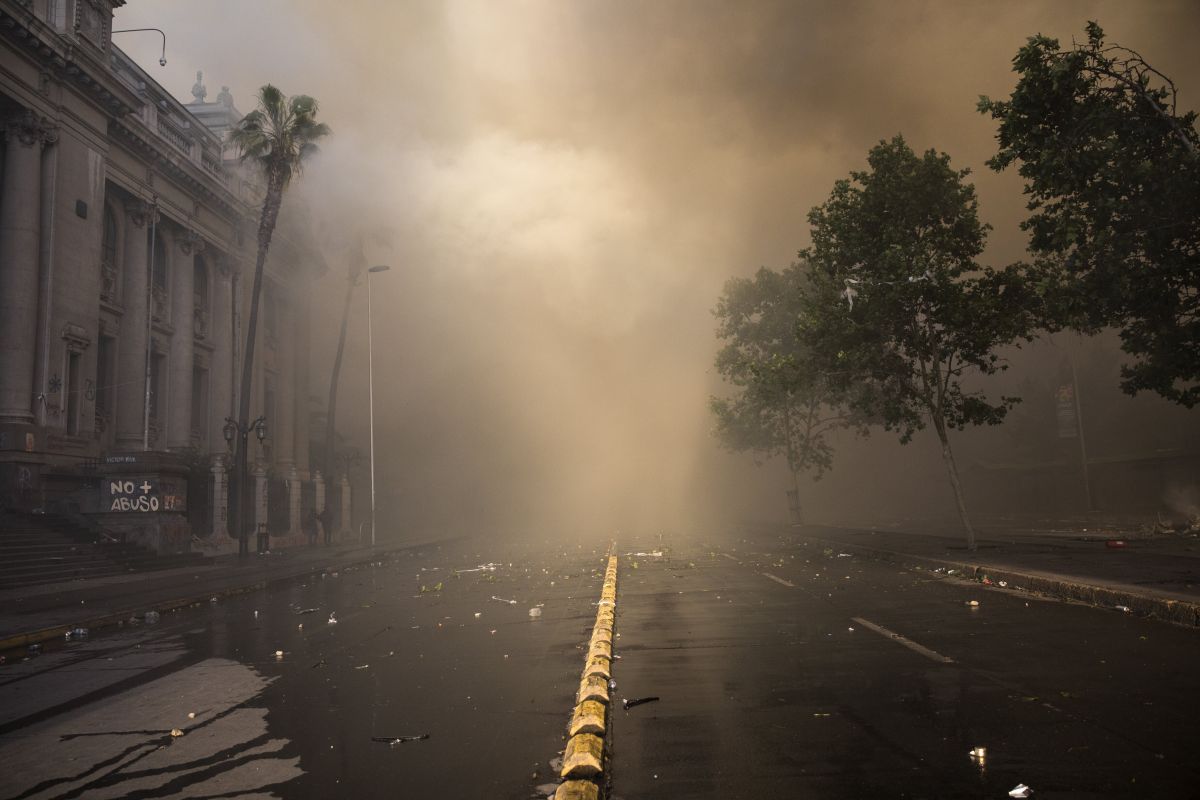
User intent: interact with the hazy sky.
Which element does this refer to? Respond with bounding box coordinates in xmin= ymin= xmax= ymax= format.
xmin=116 ymin=1 xmax=1200 ymax=537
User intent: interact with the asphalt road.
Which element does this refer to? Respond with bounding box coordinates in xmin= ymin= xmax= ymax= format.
xmin=1 ymin=532 xmax=1198 ymax=799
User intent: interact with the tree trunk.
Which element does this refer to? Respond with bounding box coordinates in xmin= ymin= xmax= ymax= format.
xmin=782 ymin=404 xmax=803 ymax=524
xmin=934 ymin=418 xmax=976 ymax=551
xmin=234 ymin=170 xmax=284 ymax=552
xmin=323 ymin=274 xmax=357 ymax=482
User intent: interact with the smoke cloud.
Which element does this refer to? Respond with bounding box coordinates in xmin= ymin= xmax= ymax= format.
xmin=116 ymin=1 xmax=1200 ymax=538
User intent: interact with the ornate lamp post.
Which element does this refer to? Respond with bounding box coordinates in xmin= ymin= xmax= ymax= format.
xmin=224 ymin=414 xmax=267 ymax=556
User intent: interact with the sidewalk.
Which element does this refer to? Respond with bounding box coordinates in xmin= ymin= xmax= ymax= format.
xmin=776 ymin=515 xmax=1200 ymax=627
xmin=0 ymin=536 xmax=456 ymax=652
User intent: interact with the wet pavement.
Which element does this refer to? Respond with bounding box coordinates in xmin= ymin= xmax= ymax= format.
xmin=2 ymin=532 xmax=1199 ymax=799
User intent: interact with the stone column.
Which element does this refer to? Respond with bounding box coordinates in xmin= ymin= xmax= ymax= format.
xmin=166 ymin=232 xmax=199 ymax=450
xmin=208 ymin=257 xmax=234 ymax=453
xmin=287 ymin=464 xmax=301 ymax=535
xmin=0 ymin=111 xmax=51 ymax=424
xmin=114 ymin=200 xmax=153 ymax=449
xmin=340 ymin=475 xmax=352 ymax=538
xmin=210 ymin=454 xmax=228 ymax=538
xmin=254 ymin=464 xmax=268 ymax=534
xmin=275 ymin=295 xmax=296 ymax=470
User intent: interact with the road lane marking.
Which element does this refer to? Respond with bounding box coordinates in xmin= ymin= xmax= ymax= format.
xmin=761 ymin=572 xmax=795 ymax=587
xmin=850 ymin=617 xmax=954 ymax=664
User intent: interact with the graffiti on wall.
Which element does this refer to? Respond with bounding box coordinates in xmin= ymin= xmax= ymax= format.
xmin=102 ymin=477 xmax=186 ymax=513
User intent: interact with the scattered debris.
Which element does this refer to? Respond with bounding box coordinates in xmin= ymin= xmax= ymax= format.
xmin=328 ymin=613 xmax=338 ymax=625
xmin=491 ymin=595 xmax=518 ymax=605
xmin=1008 ymin=783 xmax=1032 ymax=798
xmin=420 ymin=582 xmax=444 ymax=594
xmin=998 ymin=580 xmax=1008 ymax=588
xmin=294 ymin=608 xmax=320 ymax=616
xmin=969 ymin=746 xmax=986 ymax=760
xmin=355 ymin=664 xmax=370 ymax=670
xmin=371 ymin=734 xmax=430 ymax=746
xmin=529 ymin=607 xmax=543 ymax=618
xmin=65 ymin=627 xmax=89 ymax=641
xmin=474 ymin=612 xmax=482 ymax=619
xmin=274 ymin=650 xmax=284 ymax=660
xmin=27 ymin=643 xmax=42 ymax=656
xmin=1115 ymin=605 xmax=1132 ymax=613
xmin=622 ymin=696 xmax=660 ymax=710
xmin=170 ymin=728 xmax=185 ymax=738
xmin=144 ymin=610 xmax=160 ymax=623
xmin=455 ymin=563 xmax=501 ymax=574
xmin=966 ymin=600 xmax=980 ymax=607
xmin=209 ymin=597 xmax=218 ymax=604
xmin=1106 ymin=540 xmax=1127 ymax=549
xmin=836 ymin=553 xmax=852 ymax=558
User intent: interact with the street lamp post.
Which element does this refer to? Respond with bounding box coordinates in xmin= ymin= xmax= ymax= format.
xmin=224 ymin=415 xmax=267 ymax=556
xmin=365 ymin=265 xmax=390 ymax=547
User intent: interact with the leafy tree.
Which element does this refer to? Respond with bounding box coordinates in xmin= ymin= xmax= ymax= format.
xmin=711 ymin=263 xmax=855 ymax=523
xmin=979 ymin=22 xmax=1200 ymax=406
xmin=799 ymin=135 xmax=1041 ymax=549
xmin=227 ymin=85 xmax=330 ymax=547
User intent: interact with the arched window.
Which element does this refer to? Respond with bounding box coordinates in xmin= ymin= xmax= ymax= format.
xmin=100 ymin=205 xmax=118 ymax=302
xmin=193 ymin=254 xmax=210 ymax=338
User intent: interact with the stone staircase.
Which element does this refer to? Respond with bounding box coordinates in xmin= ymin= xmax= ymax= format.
xmin=0 ymin=511 xmax=209 ymax=590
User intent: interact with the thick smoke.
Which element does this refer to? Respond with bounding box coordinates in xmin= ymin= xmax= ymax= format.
xmin=116 ymin=1 xmax=1200 ymax=538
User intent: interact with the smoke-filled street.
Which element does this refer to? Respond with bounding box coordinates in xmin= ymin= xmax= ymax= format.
xmin=2 ymin=1 xmax=1200 ymax=798
xmin=3 ymin=534 xmax=1197 ymax=799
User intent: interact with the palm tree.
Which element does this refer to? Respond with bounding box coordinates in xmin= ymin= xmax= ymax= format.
xmin=227 ymin=85 xmax=330 ymax=553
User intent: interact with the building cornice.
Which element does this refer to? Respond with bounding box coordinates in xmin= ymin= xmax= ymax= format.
xmin=0 ymin=2 xmax=140 ymax=118
xmin=109 ymin=117 xmax=248 ymax=223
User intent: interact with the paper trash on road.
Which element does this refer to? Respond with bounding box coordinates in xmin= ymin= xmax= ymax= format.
xmin=328 ymin=613 xmax=338 ymax=625
xmin=966 ymin=600 xmax=980 ymax=607
xmin=371 ymin=734 xmax=430 ymax=746
xmin=529 ymin=607 xmax=543 ymax=618
xmin=491 ymin=595 xmax=518 ymax=605
xmin=1008 ymin=783 xmax=1032 ymax=798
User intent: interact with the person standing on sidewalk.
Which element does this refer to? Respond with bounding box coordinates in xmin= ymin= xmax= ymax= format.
xmin=319 ymin=506 xmax=334 ymax=546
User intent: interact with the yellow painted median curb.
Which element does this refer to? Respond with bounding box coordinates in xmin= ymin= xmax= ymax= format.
xmin=561 ymin=733 xmax=605 ymax=778
xmin=554 ymin=780 xmax=600 ymax=800
xmin=569 ymin=699 xmax=607 ymax=736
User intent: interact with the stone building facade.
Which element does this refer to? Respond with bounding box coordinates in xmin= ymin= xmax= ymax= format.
xmin=0 ymin=0 xmax=350 ymax=551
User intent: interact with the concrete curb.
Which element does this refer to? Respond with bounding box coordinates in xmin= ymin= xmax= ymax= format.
xmin=0 ymin=540 xmax=445 ymax=653
xmin=552 ymin=554 xmax=618 ymax=800
xmin=803 ymin=535 xmax=1200 ymax=628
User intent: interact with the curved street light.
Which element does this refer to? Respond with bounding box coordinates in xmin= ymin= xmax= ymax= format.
xmin=365 ymin=265 xmax=390 ymax=547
